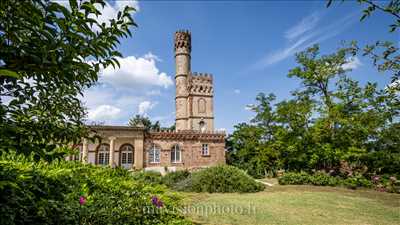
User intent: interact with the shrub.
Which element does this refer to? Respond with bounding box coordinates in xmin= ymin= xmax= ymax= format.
xmin=342 ymin=174 xmax=373 ymax=189
xmin=0 ymin=154 xmax=192 ymax=225
xmin=162 ymin=170 xmax=190 ymax=188
xmin=181 ymin=165 xmax=265 ymax=193
xmin=278 ymin=172 xmax=311 ymax=185
xmin=131 ymin=170 xmax=163 ymax=185
xmin=310 ymin=172 xmax=340 ymax=186
xmin=278 ymin=172 xmax=379 ymax=190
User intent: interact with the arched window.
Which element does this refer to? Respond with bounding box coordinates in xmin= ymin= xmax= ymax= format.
xmin=199 ymin=120 xmax=206 ymax=132
xmin=120 ymin=144 xmax=134 ymax=169
xmin=149 ymin=144 xmax=160 ymax=163
xmin=171 ymin=144 xmax=181 ymax=163
xmin=98 ymin=144 xmax=110 ymax=165
xmin=198 ymin=98 xmax=206 ymax=113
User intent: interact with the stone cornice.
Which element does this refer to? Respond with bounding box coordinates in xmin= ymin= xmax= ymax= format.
xmin=147 ymin=130 xmax=225 ymax=141
xmin=89 ymin=125 xmax=145 ymax=131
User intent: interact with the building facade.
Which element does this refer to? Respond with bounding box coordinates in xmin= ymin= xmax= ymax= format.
xmin=70 ymin=30 xmax=225 ymax=172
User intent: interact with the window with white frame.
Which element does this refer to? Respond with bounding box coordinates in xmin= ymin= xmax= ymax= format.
xmin=98 ymin=144 xmax=110 ymax=165
xmin=149 ymin=144 xmax=160 ymax=163
xmin=120 ymin=144 xmax=134 ymax=165
xmin=201 ymin=143 xmax=209 ymax=156
xmin=171 ymin=144 xmax=181 ymax=163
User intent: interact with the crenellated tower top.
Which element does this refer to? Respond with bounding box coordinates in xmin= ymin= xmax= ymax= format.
xmin=188 ymin=72 xmax=213 ymax=96
xmin=174 ymin=30 xmax=191 ymax=54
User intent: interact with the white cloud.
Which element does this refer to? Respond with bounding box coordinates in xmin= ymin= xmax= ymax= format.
xmin=285 ymin=12 xmax=320 ymax=41
xmin=138 ymin=101 xmax=157 ymax=115
xmin=90 ymin=1 xmax=139 ymax=32
xmin=101 ymin=55 xmax=173 ymax=89
xmin=144 ymin=52 xmax=162 ymax=62
xmin=234 ymin=89 xmax=241 ymax=94
xmin=244 ymin=105 xmax=254 ymax=111
xmin=54 ymin=1 xmax=139 ymax=32
xmin=146 ymin=90 xmax=162 ymax=96
xmin=342 ymin=56 xmax=362 ymax=70
xmin=82 ymin=53 xmax=172 ymax=125
xmin=88 ymin=105 xmax=121 ymax=121
xmin=253 ymin=11 xmax=358 ymax=69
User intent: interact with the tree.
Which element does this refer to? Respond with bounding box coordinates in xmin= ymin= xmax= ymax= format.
xmin=228 ymin=45 xmax=399 ymax=177
xmin=0 ymin=0 xmax=136 ymax=161
xmin=128 ymin=114 xmax=161 ymax=131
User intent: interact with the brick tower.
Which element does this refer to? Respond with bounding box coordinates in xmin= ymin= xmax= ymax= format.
xmin=174 ymin=30 xmax=214 ymax=131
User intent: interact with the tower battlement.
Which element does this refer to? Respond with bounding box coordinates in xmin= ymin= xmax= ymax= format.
xmin=190 ymin=72 xmax=213 ymax=80
xmin=189 ymin=72 xmax=213 ymax=95
xmin=174 ymin=30 xmax=191 ymax=53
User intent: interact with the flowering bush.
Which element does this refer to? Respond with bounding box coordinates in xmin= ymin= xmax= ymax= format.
xmin=371 ymin=175 xmax=400 ymax=193
xmin=0 ymin=154 xmax=192 ymax=225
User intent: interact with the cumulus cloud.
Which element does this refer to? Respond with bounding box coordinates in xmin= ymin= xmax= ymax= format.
xmin=82 ymin=53 xmax=172 ymax=125
xmin=88 ymin=105 xmax=121 ymax=121
xmin=342 ymin=56 xmax=362 ymax=70
xmin=138 ymin=101 xmax=157 ymax=115
xmin=234 ymin=89 xmax=241 ymax=94
xmin=101 ymin=55 xmax=173 ymax=89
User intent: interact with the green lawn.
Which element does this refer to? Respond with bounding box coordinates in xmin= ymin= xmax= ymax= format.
xmin=182 ymin=185 xmax=400 ymax=225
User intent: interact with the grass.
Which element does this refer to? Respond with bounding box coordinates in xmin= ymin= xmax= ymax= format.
xmin=182 ymin=185 xmax=400 ymax=225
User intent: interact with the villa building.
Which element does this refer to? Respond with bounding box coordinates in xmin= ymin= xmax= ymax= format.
xmin=69 ymin=30 xmax=226 ymax=172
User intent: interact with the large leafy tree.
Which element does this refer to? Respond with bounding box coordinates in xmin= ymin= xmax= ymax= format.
xmin=228 ymin=44 xmax=399 ymax=177
xmin=0 ymin=0 xmax=136 ymax=161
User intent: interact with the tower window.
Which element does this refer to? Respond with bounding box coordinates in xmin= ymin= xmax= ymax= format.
xmin=198 ymin=98 xmax=206 ymax=113
xmin=199 ymin=120 xmax=206 ymax=132
xmin=201 ymin=144 xmax=209 ymax=156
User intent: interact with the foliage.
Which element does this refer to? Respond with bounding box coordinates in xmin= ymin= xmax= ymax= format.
xmin=0 ymin=154 xmax=192 ymax=225
xmin=342 ymin=174 xmax=373 ymax=189
xmin=0 ymin=0 xmax=136 ymax=161
xmin=277 ymin=172 xmax=394 ymax=191
xmin=128 ymin=114 xmax=175 ymax=131
xmin=162 ymin=170 xmax=191 ymax=188
xmin=277 ymin=172 xmax=312 ymax=185
xmin=128 ymin=114 xmax=161 ymax=130
xmin=228 ymin=1 xmax=400 ymax=180
xmin=178 ymin=165 xmax=265 ymax=193
xmin=131 ymin=170 xmax=164 ymax=185
xmin=227 ymin=44 xmax=400 ymax=179
xmin=327 ymin=0 xmax=400 ymax=32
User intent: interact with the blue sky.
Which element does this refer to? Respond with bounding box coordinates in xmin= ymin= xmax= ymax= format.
xmin=83 ymin=0 xmax=398 ymax=133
